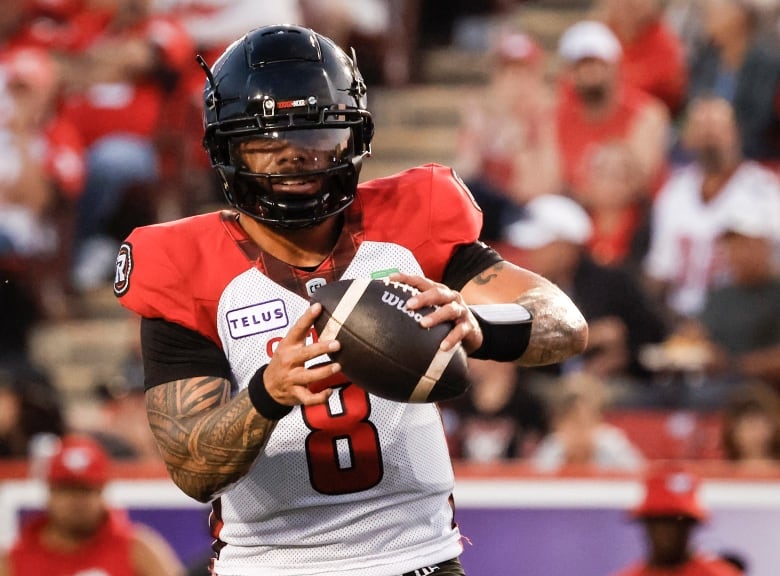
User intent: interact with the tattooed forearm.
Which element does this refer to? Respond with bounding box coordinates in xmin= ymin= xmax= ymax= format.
xmin=515 ymin=286 xmax=589 ymax=367
xmin=146 ymin=377 xmax=277 ymax=502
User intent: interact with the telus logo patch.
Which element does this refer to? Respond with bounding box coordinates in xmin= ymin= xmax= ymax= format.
xmin=227 ymin=299 xmax=289 ymax=339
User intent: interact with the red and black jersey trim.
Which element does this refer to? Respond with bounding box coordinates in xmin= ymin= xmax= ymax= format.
xmin=256 ymin=206 xmax=364 ymax=299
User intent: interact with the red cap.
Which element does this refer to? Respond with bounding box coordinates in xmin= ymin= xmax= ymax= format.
xmin=46 ymin=435 xmax=110 ymax=488
xmin=631 ymin=466 xmax=708 ymax=522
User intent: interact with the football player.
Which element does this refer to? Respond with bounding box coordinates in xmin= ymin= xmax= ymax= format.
xmin=115 ymin=25 xmax=588 ymax=576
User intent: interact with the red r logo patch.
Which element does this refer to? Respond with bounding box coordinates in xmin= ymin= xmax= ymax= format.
xmin=113 ymin=242 xmax=133 ymax=296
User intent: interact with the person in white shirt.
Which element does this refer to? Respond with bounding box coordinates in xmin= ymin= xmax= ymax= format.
xmin=643 ymin=96 xmax=780 ymax=320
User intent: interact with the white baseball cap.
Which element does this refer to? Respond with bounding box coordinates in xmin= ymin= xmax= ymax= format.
xmin=504 ymin=194 xmax=593 ymax=249
xmin=558 ymin=20 xmax=622 ymax=63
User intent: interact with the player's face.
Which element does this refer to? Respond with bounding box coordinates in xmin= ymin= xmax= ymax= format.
xmin=571 ymin=58 xmax=615 ymax=105
xmin=47 ymin=484 xmax=107 ymax=538
xmin=644 ymin=517 xmax=694 ymax=565
xmin=682 ymin=98 xmax=740 ymax=165
xmin=234 ymin=128 xmax=352 ymax=195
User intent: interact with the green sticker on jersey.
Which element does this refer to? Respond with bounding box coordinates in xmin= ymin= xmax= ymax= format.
xmin=370 ymin=268 xmax=399 ymax=279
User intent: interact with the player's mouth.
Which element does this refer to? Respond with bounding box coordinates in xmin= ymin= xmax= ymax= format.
xmin=273 ymin=178 xmax=321 ymax=194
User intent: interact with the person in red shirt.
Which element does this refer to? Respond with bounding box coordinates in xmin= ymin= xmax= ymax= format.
xmin=555 ymin=19 xmax=670 ymax=199
xmin=611 ymin=465 xmax=743 ymax=576
xmin=555 ymin=19 xmax=669 ymax=278
xmin=596 ymin=0 xmax=688 ymax=116
xmin=0 ymin=434 xmax=185 ymax=576
xmin=1 ymin=47 xmax=85 ymax=203
xmin=54 ymin=0 xmax=196 ymax=292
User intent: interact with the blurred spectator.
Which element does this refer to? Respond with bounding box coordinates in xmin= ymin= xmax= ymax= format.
xmin=441 ymin=358 xmax=547 ymax=462
xmin=0 ymin=47 xmax=86 ymax=316
xmin=55 ymin=0 xmax=196 ymax=292
xmin=454 ymin=28 xmax=560 ymax=240
xmin=594 ymin=0 xmax=688 ymax=116
xmin=0 ymin=48 xmax=83 ymax=255
xmin=572 ymin=141 xmax=651 ymax=273
xmin=720 ymin=382 xmax=780 ymax=472
xmin=646 ymin=206 xmax=780 ymax=409
xmin=0 ymin=434 xmax=185 ymax=575
xmin=610 ymin=465 xmax=742 ymax=576
xmin=502 ymin=194 xmax=667 ymax=385
xmin=698 ymin=209 xmax=780 ymax=389
xmin=687 ymin=0 xmax=780 ymax=163
xmin=643 ymin=96 xmax=780 ymax=321
xmin=529 ymin=371 xmax=645 ymax=473
xmin=0 ymin=364 xmax=64 ymax=459
xmin=555 ymin=20 xmax=670 ymax=200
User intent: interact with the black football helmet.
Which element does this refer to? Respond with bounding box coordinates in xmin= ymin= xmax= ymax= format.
xmin=200 ymin=25 xmax=374 ymax=229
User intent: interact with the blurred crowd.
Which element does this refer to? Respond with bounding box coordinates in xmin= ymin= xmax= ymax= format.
xmin=0 ymin=1 xmax=778 ymax=574
xmin=445 ymin=0 xmax=780 ymax=475
xmin=0 ymin=0 xmax=779 ymax=480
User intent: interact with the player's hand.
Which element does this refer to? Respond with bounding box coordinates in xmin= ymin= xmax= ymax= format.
xmin=389 ymin=272 xmax=483 ymax=354
xmin=263 ymin=303 xmax=341 ymax=406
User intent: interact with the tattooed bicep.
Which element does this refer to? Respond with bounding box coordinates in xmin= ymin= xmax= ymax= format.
xmin=470 ymin=261 xmax=505 ymax=287
xmin=145 ymin=376 xmax=231 ymax=418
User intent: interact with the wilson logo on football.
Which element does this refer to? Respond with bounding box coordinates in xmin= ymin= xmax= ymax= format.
xmin=381 ymin=290 xmax=425 ymax=323
xmin=113 ymin=242 xmax=133 ymax=296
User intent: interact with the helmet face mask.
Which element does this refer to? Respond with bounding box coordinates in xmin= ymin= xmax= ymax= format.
xmin=201 ymin=25 xmax=374 ymax=229
xmin=224 ymin=128 xmax=358 ymax=228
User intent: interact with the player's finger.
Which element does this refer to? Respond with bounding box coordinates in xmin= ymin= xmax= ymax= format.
xmin=297 ymin=386 xmax=333 ymax=406
xmin=298 ymin=359 xmax=342 ymax=384
xmin=419 ymin=299 xmax=465 ymax=328
xmin=284 ymin=303 xmax=323 ymax=343
xmin=439 ymin=318 xmax=474 ymax=352
xmin=286 ymin=339 xmax=340 ymax=366
xmin=401 ymin=280 xmax=456 ymax=311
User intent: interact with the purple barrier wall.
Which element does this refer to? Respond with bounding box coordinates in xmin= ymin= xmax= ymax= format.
xmin=6 ymin=476 xmax=780 ymax=575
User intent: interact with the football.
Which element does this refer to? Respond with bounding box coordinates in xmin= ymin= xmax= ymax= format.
xmin=310 ymin=278 xmax=470 ymax=403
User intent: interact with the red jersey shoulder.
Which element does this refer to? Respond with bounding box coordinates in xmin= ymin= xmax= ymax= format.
xmin=354 ymin=164 xmax=483 ymax=277
xmin=115 ymin=211 xmax=251 ymax=341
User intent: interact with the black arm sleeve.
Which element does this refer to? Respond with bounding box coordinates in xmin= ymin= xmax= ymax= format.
xmin=442 ymin=241 xmax=504 ymax=291
xmin=140 ymin=317 xmax=232 ymax=390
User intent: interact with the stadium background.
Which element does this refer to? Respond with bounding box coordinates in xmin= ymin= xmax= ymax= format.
xmin=2 ymin=0 xmax=780 ymax=574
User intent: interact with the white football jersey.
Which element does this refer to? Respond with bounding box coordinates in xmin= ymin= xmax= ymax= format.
xmin=213 ymin=241 xmax=462 ymax=576
xmin=117 ymin=165 xmax=483 ymax=575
